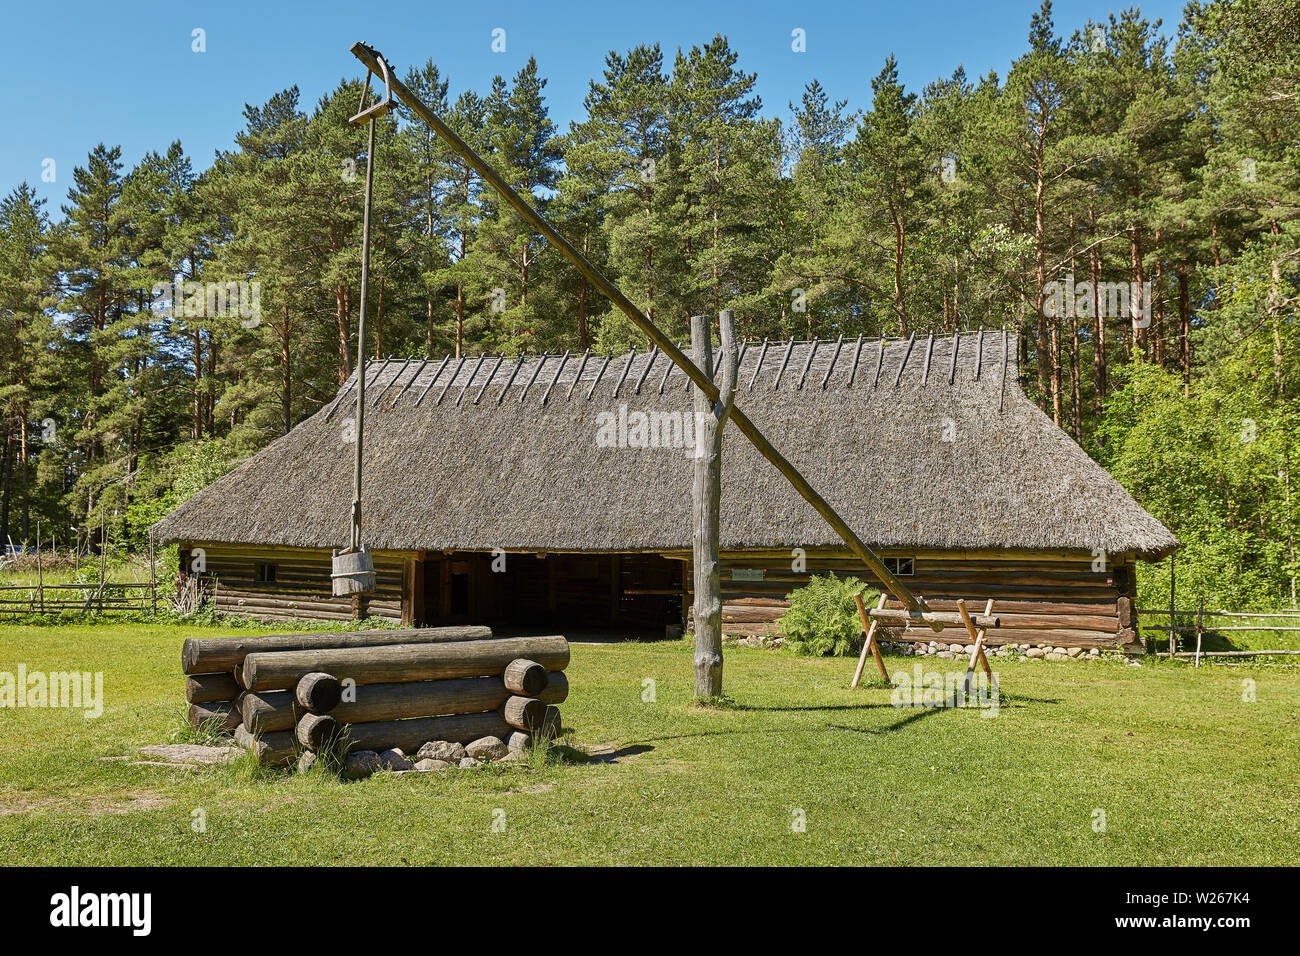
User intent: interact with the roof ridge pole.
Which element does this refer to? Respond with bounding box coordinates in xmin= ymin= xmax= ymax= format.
xmin=872 ymin=336 xmax=886 ymax=387
xmin=586 ymin=350 xmax=614 ymax=400
xmin=473 ymin=353 xmax=507 ymax=405
xmin=390 ymin=356 xmax=430 ymax=407
xmin=519 ymin=352 xmax=548 ymax=403
xmin=772 ymin=336 xmax=796 ymax=389
xmin=796 ymin=338 xmax=819 ymax=390
xmin=820 ymin=334 xmax=844 ymax=389
xmin=612 ymin=346 xmax=637 ymax=399
xmin=497 ymin=352 xmax=528 ymax=405
xmin=347 ymin=41 xmax=942 ymax=629
xmin=893 ymin=331 xmax=916 ymax=388
xmin=456 ymin=352 xmax=489 ymax=406
xmin=921 ymin=332 xmax=935 ymax=386
xmin=414 ymin=354 xmax=452 ymax=407
xmin=540 ymin=350 xmax=570 ymax=405
xmin=1000 ymin=327 xmax=1009 ymax=413
xmin=847 ymin=333 xmax=864 ymax=386
xmin=948 ymin=329 xmax=960 ymax=384
xmin=565 ymin=348 xmax=592 ymax=401
xmin=634 ymin=346 xmax=658 ymax=394
xmin=748 ymin=338 xmax=770 ymax=390
xmin=434 ymin=355 xmax=467 ymax=406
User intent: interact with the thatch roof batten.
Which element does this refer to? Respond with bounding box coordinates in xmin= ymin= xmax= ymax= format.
xmin=633 ymin=347 xmax=657 ymax=394
xmin=153 ymin=331 xmax=1179 ymax=558
xmin=567 ymin=349 xmax=592 ymax=400
xmin=540 ymin=351 xmax=570 ymax=405
xmin=748 ymin=338 xmax=770 ymax=389
xmin=773 ymin=337 xmax=795 ymax=389
xmin=797 ymin=338 xmax=818 ymax=389
xmin=847 ymin=334 xmax=864 ymax=386
xmin=434 ymin=355 xmax=465 ymax=405
xmin=894 ymin=331 xmax=916 ymax=387
xmin=519 ymin=352 xmax=548 ymax=403
xmin=820 ymin=335 xmax=844 ymax=389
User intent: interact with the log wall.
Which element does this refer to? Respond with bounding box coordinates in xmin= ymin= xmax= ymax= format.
xmin=678 ymin=548 xmax=1141 ymax=649
xmin=180 ymin=544 xmax=410 ymax=624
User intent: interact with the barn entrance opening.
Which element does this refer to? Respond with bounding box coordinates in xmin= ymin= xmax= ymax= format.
xmin=418 ymin=552 xmax=681 ymax=637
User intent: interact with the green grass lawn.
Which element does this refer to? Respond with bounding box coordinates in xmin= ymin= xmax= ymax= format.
xmin=1 ymin=622 xmax=1298 ymax=865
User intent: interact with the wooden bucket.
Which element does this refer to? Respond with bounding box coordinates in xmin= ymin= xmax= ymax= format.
xmin=331 ymin=547 xmax=376 ymax=596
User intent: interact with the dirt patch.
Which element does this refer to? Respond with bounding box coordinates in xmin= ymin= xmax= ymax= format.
xmin=0 ymin=789 xmax=173 ymax=817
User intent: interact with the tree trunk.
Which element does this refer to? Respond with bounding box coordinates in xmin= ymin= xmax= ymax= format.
xmin=280 ymin=303 xmax=292 ymax=436
xmin=690 ymin=311 xmax=738 ymax=698
xmin=1089 ymin=202 xmax=1106 ymax=421
xmin=1177 ymin=263 xmax=1191 ymax=392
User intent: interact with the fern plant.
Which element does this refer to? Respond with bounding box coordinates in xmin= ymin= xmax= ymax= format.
xmin=780 ymin=573 xmax=878 ymax=657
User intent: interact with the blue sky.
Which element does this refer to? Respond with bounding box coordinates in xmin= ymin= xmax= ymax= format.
xmin=3 ymin=0 xmax=1190 ymax=212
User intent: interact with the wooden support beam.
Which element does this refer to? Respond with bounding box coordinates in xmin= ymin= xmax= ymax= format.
xmin=868 ymin=608 xmax=1000 ymax=629
xmin=851 ymin=592 xmax=889 ymax=688
xmin=691 ymin=312 xmax=738 ymax=697
xmin=957 ymin=598 xmax=995 ymax=698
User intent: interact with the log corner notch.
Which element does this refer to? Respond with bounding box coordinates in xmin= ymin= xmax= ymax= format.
xmin=346 ymin=41 xmax=944 ymax=637
xmin=692 ymin=311 xmax=738 ymax=698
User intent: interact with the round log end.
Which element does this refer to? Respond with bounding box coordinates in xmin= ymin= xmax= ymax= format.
xmin=539 ymin=705 xmax=561 ymax=738
xmin=297 ymin=713 xmax=341 ymax=752
xmin=180 ymin=639 xmax=199 ymax=674
xmin=502 ymin=696 xmax=546 ymax=732
xmin=503 ymin=658 xmax=548 ymax=696
xmin=296 ymin=672 xmax=342 ymax=713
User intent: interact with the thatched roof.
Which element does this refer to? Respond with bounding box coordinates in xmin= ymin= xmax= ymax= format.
xmin=153 ymin=330 xmax=1178 ymax=559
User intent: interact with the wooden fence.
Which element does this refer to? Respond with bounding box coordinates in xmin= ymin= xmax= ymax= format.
xmin=0 ymin=581 xmax=159 ymax=616
xmin=1139 ymin=601 xmax=1300 ymax=664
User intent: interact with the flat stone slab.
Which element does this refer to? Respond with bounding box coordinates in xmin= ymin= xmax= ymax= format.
xmin=137 ymin=744 xmax=242 ymax=766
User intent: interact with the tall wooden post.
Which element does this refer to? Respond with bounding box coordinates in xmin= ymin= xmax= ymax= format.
xmin=691 ymin=311 xmax=738 ymax=698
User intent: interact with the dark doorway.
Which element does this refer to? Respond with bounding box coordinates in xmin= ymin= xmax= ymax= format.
xmin=419 ymin=552 xmax=682 ymax=633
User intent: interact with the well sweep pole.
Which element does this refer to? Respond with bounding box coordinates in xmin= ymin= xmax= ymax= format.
xmin=348 ymin=42 xmax=940 ymax=628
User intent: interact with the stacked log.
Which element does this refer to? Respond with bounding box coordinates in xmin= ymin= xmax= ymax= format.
xmin=288 ymin=642 xmax=569 ymax=769
xmin=178 ymin=625 xmax=499 ymax=767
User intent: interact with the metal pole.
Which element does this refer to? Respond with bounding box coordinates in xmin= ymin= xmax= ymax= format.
xmin=348 ymin=42 xmax=940 ymax=628
xmin=351 ymin=111 xmax=377 ymax=553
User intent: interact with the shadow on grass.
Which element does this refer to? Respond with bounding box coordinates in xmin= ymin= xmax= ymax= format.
xmin=554 ymin=744 xmax=654 ymax=764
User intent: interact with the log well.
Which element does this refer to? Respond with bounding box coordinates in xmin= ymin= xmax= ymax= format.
xmin=240 ymin=635 xmax=570 ymax=692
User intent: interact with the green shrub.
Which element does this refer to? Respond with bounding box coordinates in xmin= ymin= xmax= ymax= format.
xmin=780 ymin=573 xmax=878 ymax=657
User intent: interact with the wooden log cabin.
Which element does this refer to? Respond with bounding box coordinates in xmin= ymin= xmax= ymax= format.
xmin=152 ymin=332 xmax=1178 ymax=651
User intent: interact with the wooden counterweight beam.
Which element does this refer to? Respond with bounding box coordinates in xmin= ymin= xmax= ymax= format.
xmin=348 ymin=41 xmax=942 ymax=629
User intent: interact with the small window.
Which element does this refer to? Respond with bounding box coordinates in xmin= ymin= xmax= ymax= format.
xmin=254 ymin=562 xmax=277 ymax=583
xmin=883 ymin=557 xmax=914 ymax=576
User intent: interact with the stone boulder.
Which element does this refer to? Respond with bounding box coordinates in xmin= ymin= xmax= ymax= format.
xmin=416 ymin=740 xmax=466 ymax=763
xmin=466 ymin=736 xmax=509 ymax=761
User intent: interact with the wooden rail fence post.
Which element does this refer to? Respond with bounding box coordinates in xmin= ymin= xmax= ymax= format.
xmin=36 ymin=522 xmax=44 ymax=615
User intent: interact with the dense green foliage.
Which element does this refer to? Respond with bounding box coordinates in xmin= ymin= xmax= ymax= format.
xmin=780 ymin=573 xmax=878 ymax=656
xmin=0 ymin=1 xmax=1295 ymax=607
